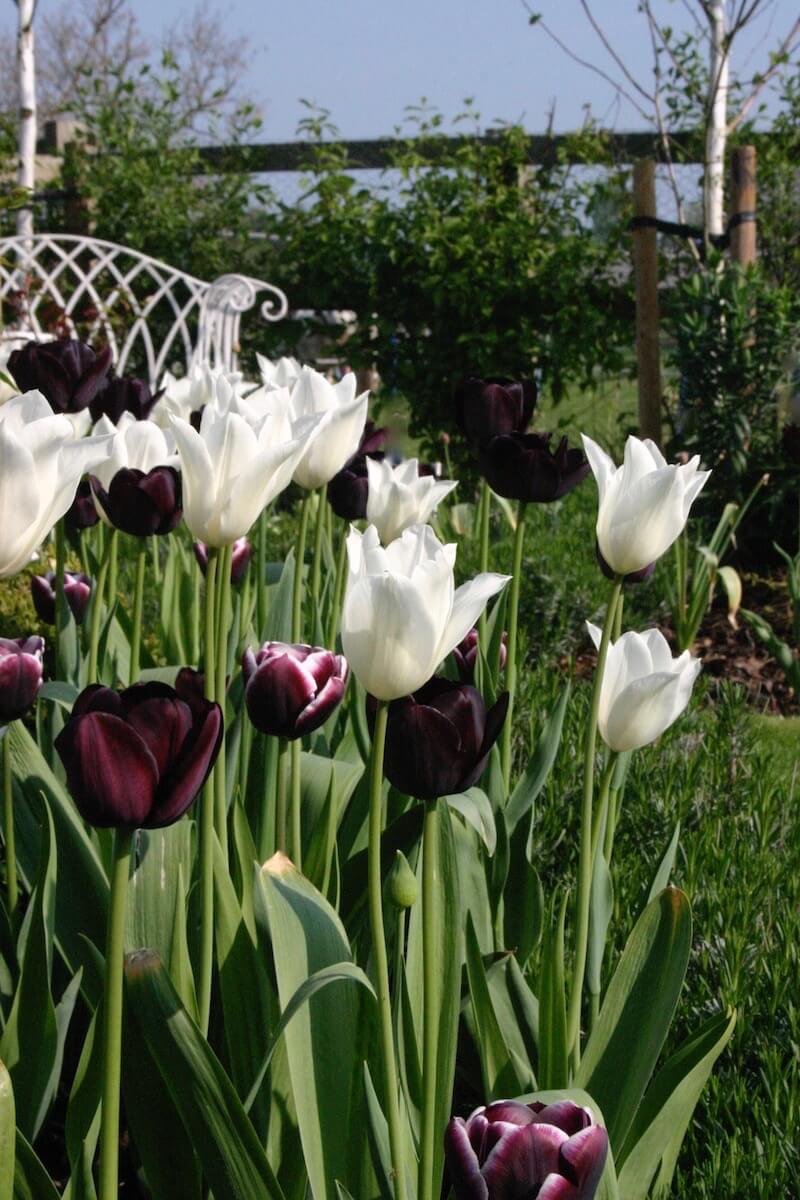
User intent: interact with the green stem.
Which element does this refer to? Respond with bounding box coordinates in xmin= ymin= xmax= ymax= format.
xmin=310 ymin=489 xmax=326 ymax=621
xmin=327 ymin=521 xmax=348 ymax=649
xmin=276 ymin=737 xmax=289 ymax=855
xmin=590 ymin=756 xmax=616 ymax=864
xmin=419 ymin=798 xmax=439 ymax=1200
xmin=603 ymin=788 xmax=620 ymax=864
xmin=129 ymin=544 xmax=147 ymax=686
xmin=291 ymin=493 xmax=312 ymax=644
xmin=500 ymin=501 xmax=526 ymax=792
xmin=566 ymin=576 xmax=622 ymax=1067
xmin=3 ymin=728 xmax=17 ymax=916
xmin=290 ymin=737 xmax=302 ymax=871
xmin=151 ymin=535 xmax=161 ymax=585
xmin=257 ymin=511 xmax=268 ymax=639
xmin=54 ymin=519 xmax=67 ymax=682
xmin=214 ymin=545 xmax=231 ymax=861
xmin=477 ymin=481 xmax=491 ymax=645
xmin=191 ymin=553 xmax=201 ymax=667
xmin=88 ymin=529 xmax=114 ymax=684
xmin=198 ymin=548 xmax=218 ymax=1037
xmin=108 ymin=528 xmax=118 ymax=608
xmin=98 ymin=827 xmax=133 ymax=1200
xmin=368 ymin=701 xmax=408 ymax=1200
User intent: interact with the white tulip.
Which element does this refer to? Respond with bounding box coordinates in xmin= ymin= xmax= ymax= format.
xmin=342 ymin=523 xmax=510 ymax=700
xmin=289 ymin=366 xmax=369 ymax=490
xmin=366 ymin=457 xmax=457 ymax=544
xmin=581 ymin=435 xmax=710 ymax=577
xmin=257 ymin=353 xmax=301 ymax=389
xmin=151 ymin=362 xmax=252 ymax=428
xmin=587 ymin=623 xmax=701 ymax=752
xmin=0 ymin=391 xmax=112 ymax=578
xmin=90 ymin=413 xmax=176 ymax=524
xmin=170 ymin=404 xmax=321 ymax=547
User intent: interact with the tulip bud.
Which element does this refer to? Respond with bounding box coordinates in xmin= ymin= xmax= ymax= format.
xmin=452 ymin=628 xmax=508 ymax=682
xmin=479 ymin=432 xmax=589 ymax=502
xmin=582 ymin=434 xmax=710 ymax=578
xmin=242 ymin=643 xmax=348 ymax=740
xmin=587 ymin=623 xmax=701 ymax=752
xmin=54 ymin=673 xmax=222 ymax=829
xmin=445 ymin=1099 xmax=608 ymax=1200
xmin=31 ymin=571 xmax=92 ymax=626
xmin=7 ymin=337 xmax=112 ymax=414
xmin=387 ymin=850 xmax=418 ymax=909
xmin=194 ymin=538 xmax=252 ymax=585
xmin=374 ymin=677 xmax=509 ymax=800
xmin=90 ymin=466 xmax=183 ymax=537
xmin=89 ymin=376 xmax=157 ymax=424
xmin=64 ymin=480 xmax=100 ymax=533
xmin=0 ymin=636 xmax=45 ymax=723
xmin=454 ymin=376 xmax=536 ymax=449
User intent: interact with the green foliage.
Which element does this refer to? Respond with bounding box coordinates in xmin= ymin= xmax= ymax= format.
xmin=69 ymin=54 xmax=266 ymax=284
xmin=259 ymin=103 xmax=633 ymax=464
xmin=663 ymin=258 xmax=800 ymax=547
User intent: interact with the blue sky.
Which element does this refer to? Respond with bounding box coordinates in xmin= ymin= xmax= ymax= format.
xmin=27 ymin=0 xmax=800 ymax=139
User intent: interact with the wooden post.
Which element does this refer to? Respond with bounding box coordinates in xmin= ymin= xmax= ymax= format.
xmin=730 ymin=145 xmax=757 ymax=266
xmin=632 ymin=158 xmax=662 ymax=447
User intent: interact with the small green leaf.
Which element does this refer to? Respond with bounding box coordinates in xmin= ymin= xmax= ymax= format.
xmin=0 ymin=1060 xmax=14 ymax=1200
xmin=506 ymin=683 xmax=571 ymax=831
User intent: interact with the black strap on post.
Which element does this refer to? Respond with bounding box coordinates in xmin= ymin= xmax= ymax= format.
xmin=628 ymin=210 xmax=756 ymax=254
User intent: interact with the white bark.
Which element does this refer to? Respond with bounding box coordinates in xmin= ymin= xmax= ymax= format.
xmin=16 ymin=0 xmax=37 ymax=241
xmin=704 ymin=0 xmax=729 ymax=239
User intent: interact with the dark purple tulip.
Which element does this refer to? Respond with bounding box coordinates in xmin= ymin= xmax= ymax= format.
xmin=452 ymin=628 xmax=508 ymax=683
xmin=31 ymin=571 xmax=92 ymax=626
xmin=65 ymin=480 xmax=100 ymax=533
xmin=376 ymin=677 xmax=508 ymax=800
xmin=327 ymin=423 xmax=389 ymax=521
xmin=0 ymin=637 xmax=45 ymax=723
xmin=194 ymin=538 xmax=252 ymax=586
xmin=595 ymin=542 xmax=655 ymax=585
xmin=455 ymin=376 xmax=537 ymax=449
xmin=242 ymin=643 xmax=348 ymax=740
xmin=479 ymin=433 xmax=590 ymax=503
xmin=7 ymin=337 xmax=113 ymax=414
xmin=90 ymin=467 xmax=182 ymax=537
xmin=54 ymin=674 xmax=222 ymax=829
xmin=89 ymin=376 xmax=158 ymax=424
xmin=445 ymin=1099 xmax=608 ymax=1200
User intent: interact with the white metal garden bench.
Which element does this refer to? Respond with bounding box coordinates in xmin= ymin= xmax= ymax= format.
xmin=0 ymin=233 xmax=289 ymax=385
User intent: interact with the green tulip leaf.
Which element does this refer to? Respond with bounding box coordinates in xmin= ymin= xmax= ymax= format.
xmin=12 ymin=1129 xmax=60 ymax=1200
xmin=616 ymin=1010 xmax=736 ymax=1199
xmin=124 ymin=949 xmax=284 ymax=1200
xmin=575 ymin=887 xmax=693 ymax=1154
xmin=506 ymin=682 xmax=571 ymax=832
xmin=0 ymin=1060 xmax=14 ymax=1200
xmin=646 ymin=823 xmax=681 ymax=905
xmin=445 ymin=787 xmax=496 ymax=854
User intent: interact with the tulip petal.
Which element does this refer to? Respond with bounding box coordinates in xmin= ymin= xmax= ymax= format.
xmin=149 ymin=700 xmax=222 ymax=827
xmin=559 ymin=1125 xmax=608 ymax=1197
xmin=342 ymin=572 xmax=443 ymax=700
xmin=245 ymin=654 xmax=318 ymax=737
xmin=126 ymin=696 xmax=194 ymax=779
xmin=55 ymin=712 xmax=158 ymax=828
xmin=294 ymin=673 xmax=346 ymax=738
xmin=581 ymin=434 xmax=615 ymax=503
xmin=482 ymin=1121 xmax=567 ymax=1198
xmin=444 ymin=1119 xmax=489 ymax=1200
xmin=535 ymin=1176 xmax=578 ymax=1199
xmin=605 ymin=669 xmax=694 ymax=752
xmin=438 ymin=573 xmax=510 ymax=669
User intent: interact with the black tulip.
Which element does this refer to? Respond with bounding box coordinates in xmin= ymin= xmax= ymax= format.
xmin=64 ymin=480 xmax=101 ymax=533
xmin=327 ymin=423 xmax=389 ymax=521
xmin=89 ymin=376 xmax=158 ymax=424
xmin=455 ymin=376 xmax=536 ymax=449
xmin=242 ymin=643 xmax=348 ymax=740
xmin=54 ymin=674 xmax=222 ymax=829
xmin=375 ymin=677 xmax=509 ymax=800
xmin=90 ymin=466 xmax=183 ymax=537
xmin=479 ymin=432 xmax=589 ymax=502
xmin=0 ymin=636 xmax=45 ymax=723
xmin=31 ymin=570 xmax=92 ymax=626
xmin=7 ymin=337 xmax=113 ymax=414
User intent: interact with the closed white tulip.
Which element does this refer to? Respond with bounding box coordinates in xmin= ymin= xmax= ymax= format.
xmin=170 ymin=404 xmax=320 ymax=546
xmin=581 ymin=435 xmax=710 ymax=577
xmin=587 ymin=623 xmax=701 ymax=752
xmin=342 ymin=523 xmax=509 ymax=700
xmin=289 ymin=366 xmax=369 ymax=490
xmin=365 ymin=457 xmax=457 ymax=544
xmin=0 ymin=391 xmax=112 ymax=578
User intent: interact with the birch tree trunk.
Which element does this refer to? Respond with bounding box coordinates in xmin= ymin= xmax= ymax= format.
xmin=16 ymin=0 xmax=36 ymax=242
xmin=704 ymin=0 xmax=729 ymax=241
